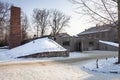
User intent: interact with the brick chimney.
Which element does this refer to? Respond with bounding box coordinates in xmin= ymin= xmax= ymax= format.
xmin=9 ymin=6 xmax=22 ymax=48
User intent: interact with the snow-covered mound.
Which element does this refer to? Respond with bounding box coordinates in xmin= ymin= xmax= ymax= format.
xmin=99 ymin=40 xmax=119 ymax=47
xmin=4 ymin=37 xmax=67 ymax=58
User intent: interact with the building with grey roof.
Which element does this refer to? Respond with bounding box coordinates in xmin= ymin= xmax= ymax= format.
xmin=54 ymin=24 xmax=118 ymax=52
xmin=78 ymin=24 xmax=118 ymax=51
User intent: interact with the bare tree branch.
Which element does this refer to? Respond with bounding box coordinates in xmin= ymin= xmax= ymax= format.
xmin=69 ymin=0 xmax=117 ymax=24
xmin=81 ymin=0 xmax=113 ymax=22
xmin=49 ymin=9 xmax=71 ymax=38
xmin=0 ymin=1 xmax=10 ymax=43
xmin=101 ymin=0 xmax=116 ymax=24
xmin=21 ymin=11 xmax=30 ymax=40
xmin=32 ymin=9 xmax=49 ymax=37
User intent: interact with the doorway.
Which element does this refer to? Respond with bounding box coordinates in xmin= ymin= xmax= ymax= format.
xmin=76 ymin=42 xmax=82 ymax=52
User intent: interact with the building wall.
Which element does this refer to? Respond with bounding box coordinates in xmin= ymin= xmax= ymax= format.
xmin=54 ymin=25 xmax=118 ymax=52
xmin=81 ymin=38 xmax=99 ymax=51
xmin=109 ymin=28 xmax=118 ymax=42
xmin=55 ymin=36 xmax=81 ymax=52
xmin=99 ymin=43 xmax=118 ymax=51
xmin=78 ymin=27 xmax=118 ymax=51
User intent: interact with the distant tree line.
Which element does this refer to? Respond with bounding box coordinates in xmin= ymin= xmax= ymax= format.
xmin=32 ymin=9 xmax=71 ymax=38
xmin=0 ymin=1 xmax=10 ymax=46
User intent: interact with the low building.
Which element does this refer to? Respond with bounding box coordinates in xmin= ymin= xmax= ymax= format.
xmin=51 ymin=23 xmax=118 ymax=52
xmin=78 ymin=24 xmax=118 ymax=51
xmin=54 ymin=33 xmax=81 ymax=52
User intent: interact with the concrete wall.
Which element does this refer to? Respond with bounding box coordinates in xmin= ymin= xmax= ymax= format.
xmin=81 ymin=38 xmax=99 ymax=51
xmin=99 ymin=43 xmax=118 ymax=51
xmin=55 ymin=36 xmax=73 ymax=51
xmin=55 ymin=36 xmax=81 ymax=52
xmin=78 ymin=28 xmax=118 ymax=51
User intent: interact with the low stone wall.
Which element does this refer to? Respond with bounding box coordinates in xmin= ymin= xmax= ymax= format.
xmin=18 ymin=51 xmax=69 ymax=58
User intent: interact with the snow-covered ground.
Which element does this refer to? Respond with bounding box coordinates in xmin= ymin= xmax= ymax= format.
xmin=0 ymin=61 xmax=92 ymax=80
xmin=0 ymin=38 xmax=118 ymax=62
xmin=0 ymin=50 xmax=90 ymax=62
xmin=0 ymin=38 xmax=120 ymax=79
xmin=83 ymin=58 xmax=120 ymax=74
xmin=0 ymin=49 xmax=9 ymax=52
xmin=0 ymin=47 xmax=119 ymax=75
xmin=0 ymin=51 xmax=119 ymax=80
xmin=0 ymin=48 xmax=119 ymax=80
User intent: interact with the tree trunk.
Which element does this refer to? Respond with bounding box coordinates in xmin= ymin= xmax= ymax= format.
xmin=118 ymin=0 xmax=120 ymax=63
xmin=37 ymin=26 xmax=39 ymax=37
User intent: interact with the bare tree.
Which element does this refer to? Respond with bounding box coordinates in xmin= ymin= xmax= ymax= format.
xmin=118 ymin=0 xmax=120 ymax=63
xmin=21 ymin=11 xmax=29 ymax=41
xmin=69 ymin=0 xmax=117 ymax=25
xmin=32 ymin=9 xmax=49 ymax=37
xmin=49 ymin=9 xmax=71 ymax=39
xmin=69 ymin=0 xmax=120 ymax=63
xmin=0 ymin=1 xmax=10 ymax=45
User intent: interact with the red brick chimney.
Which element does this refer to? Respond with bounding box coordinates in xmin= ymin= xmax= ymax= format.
xmin=9 ymin=6 xmax=22 ymax=48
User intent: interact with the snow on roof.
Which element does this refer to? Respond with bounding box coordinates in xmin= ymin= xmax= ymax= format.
xmin=99 ymin=40 xmax=119 ymax=47
xmin=56 ymin=33 xmax=70 ymax=37
xmin=4 ymin=37 xmax=67 ymax=58
xmin=78 ymin=24 xmax=116 ymax=36
xmin=79 ymin=29 xmax=110 ymax=35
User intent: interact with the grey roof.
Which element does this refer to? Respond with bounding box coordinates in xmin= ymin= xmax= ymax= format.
xmin=78 ymin=24 xmax=116 ymax=36
xmin=56 ymin=33 xmax=70 ymax=37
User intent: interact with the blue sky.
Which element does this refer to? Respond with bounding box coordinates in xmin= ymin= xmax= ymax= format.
xmin=2 ymin=0 xmax=94 ymax=35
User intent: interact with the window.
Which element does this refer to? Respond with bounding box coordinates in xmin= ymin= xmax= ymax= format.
xmin=89 ymin=41 xmax=94 ymax=46
xmin=63 ymin=41 xmax=70 ymax=46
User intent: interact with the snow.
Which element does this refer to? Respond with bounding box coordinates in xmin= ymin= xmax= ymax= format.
xmin=0 ymin=37 xmax=120 ymax=79
xmin=16 ymin=52 xmax=90 ymax=61
xmin=0 ymin=49 xmax=9 ymax=52
xmin=0 ymin=50 xmax=120 ymax=79
xmin=1 ymin=37 xmax=67 ymax=58
xmin=0 ymin=49 xmax=117 ymax=62
xmin=0 ymin=61 xmax=92 ymax=80
xmin=83 ymin=58 xmax=120 ymax=74
xmin=99 ymin=40 xmax=119 ymax=47
xmin=0 ymin=50 xmax=90 ymax=62
xmin=0 ymin=46 xmax=9 ymax=49
xmin=0 ymin=51 xmax=119 ymax=80
xmin=79 ymin=29 xmax=109 ymax=35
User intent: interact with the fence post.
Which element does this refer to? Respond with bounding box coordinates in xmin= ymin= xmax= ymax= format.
xmin=96 ymin=59 xmax=99 ymax=68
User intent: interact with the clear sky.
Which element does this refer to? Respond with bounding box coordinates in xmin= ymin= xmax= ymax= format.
xmin=2 ymin=0 xmax=94 ymax=35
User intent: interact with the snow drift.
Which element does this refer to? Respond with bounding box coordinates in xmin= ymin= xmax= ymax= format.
xmin=4 ymin=37 xmax=67 ymax=58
